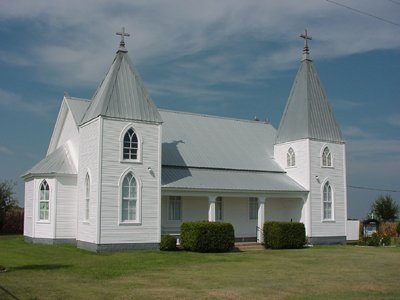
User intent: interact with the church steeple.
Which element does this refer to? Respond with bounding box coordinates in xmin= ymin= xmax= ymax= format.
xmin=275 ymin=30 xmax=343 ymax=144
xmin=81 ymin=28 xmax=162 ymax=125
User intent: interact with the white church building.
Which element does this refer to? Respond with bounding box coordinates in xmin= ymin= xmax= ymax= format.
xmin=23 ymin=29 xmax=347 ymax=251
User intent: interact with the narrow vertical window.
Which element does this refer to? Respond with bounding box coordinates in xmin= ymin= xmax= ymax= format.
xmin=216 ymin=197 xmax=223 ymax=221
xmin=168 ymin=196 xmax=181 ymax=221
xmin=39 ymin=180 xmax=49 ymax=221
xmin=85 ymin=173 xmax=90 ymax=221
xmin=123 ymin=128 xmax=138 ymax=160
xmin=122 ymin=172 xmax=137 ymax=221
xmin=249 ymin=197 xmax=258 ymax=220
xmin=322 ymin=147 xmax=332 ymax=167
xmin=323 ymin=182 xmax=333 ymax=220
xmin=287 ymin=147 xmax=296 ymax=167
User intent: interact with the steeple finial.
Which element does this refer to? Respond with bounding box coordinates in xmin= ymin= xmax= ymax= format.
xmin=300 ymin=29 xmax=312 ymax=61
xmin=116 ymin=27 xmax=130 ymax=52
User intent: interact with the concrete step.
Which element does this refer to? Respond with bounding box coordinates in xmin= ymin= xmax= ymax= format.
xmin=234 ymin=242 xmax=265 ymax=251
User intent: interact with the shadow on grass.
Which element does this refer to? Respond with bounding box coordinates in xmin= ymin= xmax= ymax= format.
xmin=11 ymin=264 xmax=71 ymax=271
xmin=0 ymin=285 xmax=19 ymax=300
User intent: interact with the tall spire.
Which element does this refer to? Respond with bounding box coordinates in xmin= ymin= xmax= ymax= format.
xmin=81 ymin=27 xmax=162 ymax=125
xmin=275 ymin=31 xmax=343 ymax=144
xmin=116 ymin=27 xmax=130 ymax=52
xmin=300 ymin=29 xmax=312 ymax=61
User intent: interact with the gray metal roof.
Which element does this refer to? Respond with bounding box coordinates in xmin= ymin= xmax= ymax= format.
xmin=275 ymin=57 xmax=343 ymax=144
xmin=162 ymin=167 xmax=305 ymax=192
xmin=65 ymin=97 xmax=90 ymax=125
xmin=160 ymin=109 xmax=283 ymax=172
xmin=81 ymin=50 xmax=162 ymax=125
xmin=23 ymin=145 xmax=77 ymax=177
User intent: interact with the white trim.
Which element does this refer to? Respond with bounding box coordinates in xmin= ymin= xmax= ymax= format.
xmin=287 ymin=146 xmax=296 ymax=168
xmin=320 ymin=144 xmax=334 ymax=168
xmin=208 ymin=195 xmax=216 ymax=222
xmin=118 ymin=168 xmax=142 ymax=225
xmin=84 ymin=171 xmax=91 ymax=223
xmin=37 ymin=179 xmax=51 ymax=223
xmin=157 ymin=125 xmax=162 ymax=243
xmin=119 ymin=123 xmax=143 ymax=163
xmin=96 ymin=117 xmax=103 ymax=244
xmin=321 ymin=178 xmax=335 ymax=222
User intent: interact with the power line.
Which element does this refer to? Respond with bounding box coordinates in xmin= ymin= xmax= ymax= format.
xmin=325 ymin=0 xmax=400 ymax=27
xmin=348 ymin=185 xmax=400 ymax=193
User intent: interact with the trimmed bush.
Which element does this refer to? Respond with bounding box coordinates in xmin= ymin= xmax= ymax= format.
xmin=160 ymin=235 xmax=177 ymax=251
xmin=180 ymin=221 xmax=235 ymax=252
xmin=263 ymin=221 xmax=306 ymax=249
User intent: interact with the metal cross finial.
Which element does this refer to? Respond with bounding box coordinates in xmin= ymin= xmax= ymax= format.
xmin=300 ymin=29 xmax=312 ymax=55
xmin=116 ymin=27 xmax=130 ymax=49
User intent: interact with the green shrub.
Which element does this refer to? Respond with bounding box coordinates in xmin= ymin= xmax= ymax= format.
xmin=263 ymin=221 xmax=306 ymax=249
xmin=396 ymin=222 xmax=400 ymax=236
xmin=360 ymin=233 xmax=391 ymax=246
xmin=180 ymin=221 xmax=235 ymax=252
xmin=0 ymin=208 xmax=24 ymax=234
xmin=160 ymin=235 xmax=177 ymax=251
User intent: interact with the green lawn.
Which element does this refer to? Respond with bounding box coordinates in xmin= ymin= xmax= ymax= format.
xmin=1 ymin=236 xmax=399 ymax=299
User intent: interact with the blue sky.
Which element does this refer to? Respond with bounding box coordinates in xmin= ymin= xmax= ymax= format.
xmin=0 ymin=0 xmax=399 ymax=219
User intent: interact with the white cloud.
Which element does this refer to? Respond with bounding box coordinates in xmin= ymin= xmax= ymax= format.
xmin=342 ymin=126 xmax=371 ymax=139
xmin=1 ymin=0 xmax=399 ymax=90
xmin=386 ymin=114 xmax=400 ymax=127
xmin=0 ymin=88 xmax=57 ymax=116
xmin=0 ymin=145 xmax=12 ymax=155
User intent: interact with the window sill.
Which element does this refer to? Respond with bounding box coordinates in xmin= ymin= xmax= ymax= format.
xmin=82 ymin=221 xmax=90 ymax=225
xmin=119 ymin=221 xmax=142 ymax=226
xmin=286 ymin=166 xmax=297 ymax=169
xmin=120 ymin=159 xmax=142 ymax=165
xmin=322 ymin=220 xmax=336 ymax=223
xmin=321 ymin=165 xmax=334 ymax=169
xmin=36 ymin=220 xmax=50 ymax=224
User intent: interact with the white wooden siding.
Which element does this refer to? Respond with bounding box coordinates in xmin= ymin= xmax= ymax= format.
xmin=56 ymin=110 xmax=79 ymax=151
xmin=23 ymin=180 xmax=34 ymax=237
xmin=161 ymin=196 xmax=304 ymax=238
xmin=55 ymin=176 xmax=77 ymax=239
xmin=274 ymin=140 xmax=311 ymax=235
xmin=266 ymin=198 xmax=303 ymax=222
xmin=33 ymin=178 xmax=56 ymax=239
xmin=274 ymin=140 xmax=310 ymax=189
xmin=274 ymin=139 xmax=346 ymax=238
xmin=99 ymin=118 xmax=161 ymax=244
xmin=77 ymin=119 xmax=100 ymax=243
xmin=222 ymin=197 xmax=257 ymax=237
xmin=309 ymin=141 xmax=346 ymax=237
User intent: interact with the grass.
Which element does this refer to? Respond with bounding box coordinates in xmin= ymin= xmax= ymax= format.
xmin=1 ymin=236 xmax=400 ymax=299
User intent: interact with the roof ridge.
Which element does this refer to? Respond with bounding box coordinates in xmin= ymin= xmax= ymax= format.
xmin=159 ymin=108 xmax=271 ymax=125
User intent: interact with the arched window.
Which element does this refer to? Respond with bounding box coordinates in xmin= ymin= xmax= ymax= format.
xmin=39 ymin=180 xmax=50 ymax=221
xmin=287 ymin=147 xmax=296 ymax=167
xmin=322 ymin=146 xmax=332 ymax=167
xmin=121 ymin=172 xmax=137 ymax=222
xmin=85 ymin=173 xmax=90 ymax=221
xmin=323 ymin=182 xmax=333 ymax=220
xmin=123 ymin=128 xmax=138 ymax=160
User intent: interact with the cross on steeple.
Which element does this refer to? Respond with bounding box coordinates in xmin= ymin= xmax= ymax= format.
xmin=116 ymin=27 xmax=130 ymax=51
xmin=300 ymin=29 xmax=312 ymax=55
